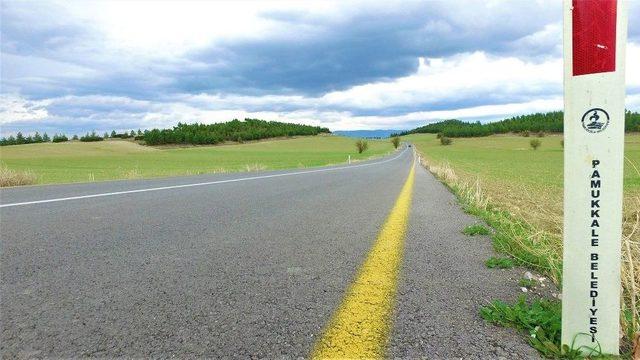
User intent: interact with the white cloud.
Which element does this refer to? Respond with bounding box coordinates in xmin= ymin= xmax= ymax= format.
xmin=52 ymin=0 xmax=342 ymax=57
xmin=0 ymin=95 xmax=50 ymax=124
xmin=322 ymin=52 xmax=562 ymax=109
xmin=627 ymin=42 xmax=640 ymax=89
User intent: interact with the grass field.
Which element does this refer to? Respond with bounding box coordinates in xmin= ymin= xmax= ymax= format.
xmin=405 ymin=133 xmax=640 ymax=350
xmin=0 ymin=135 xmax=394 ymax=185
xmin=405 ymin=133 xmax=640 ymax=235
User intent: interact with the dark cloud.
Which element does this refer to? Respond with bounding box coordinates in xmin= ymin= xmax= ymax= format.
xmin=177 ymin=2 xmax=562 ymax=95
xmin=181 ymin=40 xmax=419 ymax=95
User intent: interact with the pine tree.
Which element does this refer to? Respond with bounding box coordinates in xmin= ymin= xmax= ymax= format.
xmin=33 ymin=132 xmax=43 ymax=142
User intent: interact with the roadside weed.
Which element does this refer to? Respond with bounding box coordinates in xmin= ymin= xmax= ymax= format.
xmin=462 ymin=223 xmax=490 ymax=236
xmin=479 ymin=296 xmax=587 ymax=358
xmin=485 ymin=257 xmax=515 ymax=269
xmin=518 ymin=278 xmax=538 ymax=288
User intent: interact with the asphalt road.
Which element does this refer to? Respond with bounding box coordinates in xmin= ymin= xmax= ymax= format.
xmin=0 ymin=146 xmax=539 ymax=358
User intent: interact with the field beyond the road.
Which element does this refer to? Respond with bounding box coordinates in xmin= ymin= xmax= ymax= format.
xmin=0 ymin=135 xmax=394 ymax=185
xmin=404 ymin=133 xmax=640 ymax=235
xmin=405 ymin=133 xmax=640 ymax=346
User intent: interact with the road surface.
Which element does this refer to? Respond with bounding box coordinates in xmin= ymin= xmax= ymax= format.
xmin=1 ymin=146 xmax=539 ymax=358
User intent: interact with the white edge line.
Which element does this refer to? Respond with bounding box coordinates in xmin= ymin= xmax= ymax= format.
xmin=0 ymin=147 xmax=409 ymax=209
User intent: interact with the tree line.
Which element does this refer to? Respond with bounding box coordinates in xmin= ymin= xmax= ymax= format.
xmin=1 ymin=129 xmax=146 ymax=146
xmin=0 ymin=132 xmax=51 ymax=146
xmin=0 ymin=119 xmax=330 ymax=147
xmin=142 ymin=119 xmax=330 ymax=145
xmin=395 ymin=110 xmax=640 ymax=138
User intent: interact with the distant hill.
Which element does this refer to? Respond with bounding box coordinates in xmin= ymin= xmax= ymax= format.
xmin=398 ymin=110 xmax=640 ymax=138
xmin=333 ymin=130 xmax=403 ymax=139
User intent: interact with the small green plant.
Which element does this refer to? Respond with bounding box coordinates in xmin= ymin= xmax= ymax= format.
xmin=485 ymin=256 xmax=515 ymax=269
xmin=481 ymin=296 xmax=589 ymax=358
xmin=355 ymin=139 xmax=369 ymax=153
xmin=522 ymin=130 xmax=530 ymax=137
xmin=462 ymin=224 xmax=490 ymax=236
xmin=391 ymin=136 xmax=400 ymax=149
xmin=530 ymin=139 xmax=541 ymax=150
xmin=518 ymin=278 xmax=538 ymax=288
xmin=440 ymin=136 xmax=452 ymax=145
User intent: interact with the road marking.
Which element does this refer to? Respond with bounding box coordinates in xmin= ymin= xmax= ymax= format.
xmin=0 ymin=147 xmax=407 ymax=209
xmin=312 ymin=157 xmax=415 ymax=359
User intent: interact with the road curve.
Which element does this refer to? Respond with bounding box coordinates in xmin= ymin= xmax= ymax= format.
xmin=0 ymin=146 xmax=538 ymax=358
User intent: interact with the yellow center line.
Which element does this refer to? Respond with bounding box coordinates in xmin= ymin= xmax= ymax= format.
xmin=312 ymin=158 xmax=416 ymax=359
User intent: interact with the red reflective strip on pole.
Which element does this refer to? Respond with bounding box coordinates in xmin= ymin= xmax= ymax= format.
xmin=572 ymin=0 xmax=617 ymax=76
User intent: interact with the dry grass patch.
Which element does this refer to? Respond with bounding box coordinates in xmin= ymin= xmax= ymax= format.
xmin=0 ymin=166 xmax=37 ymax=187
xmin=120 ymin=168 xmax=142 ymax=180
xmin=244 ymin=163 xmax=267 ymax=172
xmin=622 ymin=192 xmax=640 ymax=342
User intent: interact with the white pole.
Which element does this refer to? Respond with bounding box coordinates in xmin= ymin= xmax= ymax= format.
xmin=348 ymin=155 xmax=351 ymax=165
xmin=562 ymin=0 xmax=627 ymax=355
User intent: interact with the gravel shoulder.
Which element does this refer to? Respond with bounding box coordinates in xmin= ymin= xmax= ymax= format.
xmin=389 ymin=162 xmax=542 ymax=359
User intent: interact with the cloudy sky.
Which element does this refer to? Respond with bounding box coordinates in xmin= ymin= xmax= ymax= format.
xmin=1 ymin=0 xmax=639 ymax=136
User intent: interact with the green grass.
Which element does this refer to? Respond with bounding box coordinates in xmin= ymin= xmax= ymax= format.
xmin=519 ymin=278 xmax=538 ymax=288
xmin=485 ymin=256 xmax=515 ymax=269
xmin=480 ymin=296 xmax=618 ymax=358
xmin=462 ymin=223 xmax=490 ymax=236
xmin=0 ymin=135 xmax=394 ymax=185
xmin=405 ymin=133 xmax=640 ymax=192
xmin=479 ymin=296 xmax=589 ymax=358
xmin=407 ymin=133 xmax=640 ymax=354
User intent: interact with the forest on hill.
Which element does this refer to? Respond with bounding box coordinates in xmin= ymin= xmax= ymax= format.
xmin=397 ymin=110 xmax=640 ymax=138
xmin=143 ymin=119 xmax=330 ymax=145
